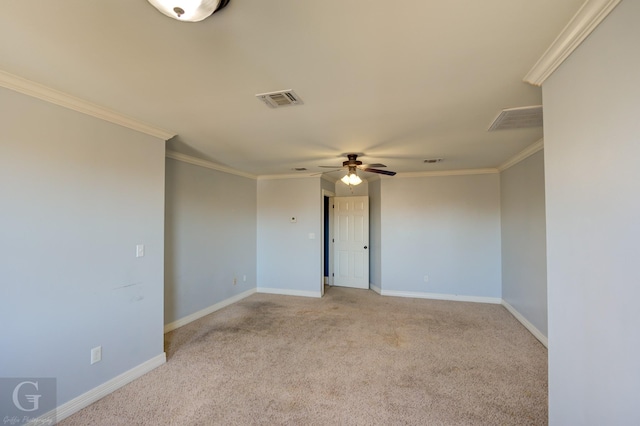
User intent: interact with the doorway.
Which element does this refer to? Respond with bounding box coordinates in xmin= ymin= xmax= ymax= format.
xmin=321 ymin=189 xmax=335 ymax=296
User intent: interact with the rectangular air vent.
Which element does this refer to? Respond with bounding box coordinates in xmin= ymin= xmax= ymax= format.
xmin=256 ymin=90 xmax=303 ymax=108
xmin=488 ymin=105 xmax=543 ymax=131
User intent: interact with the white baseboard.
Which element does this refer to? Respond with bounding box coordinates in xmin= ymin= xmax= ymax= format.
xmin=501 ymin=300 xmax=548 ymax=347
xmin=379 ymin=289 xmax=502 ymax=304
xmin=29 ymin=353 xmax=166 ymax=426
xmin=257 ymin=287 xmax=322 ymax=298
xmin=164 ymin=288 xmax=257 ymax=333
xmin=372 ymin=289 xmax=547 ymax=346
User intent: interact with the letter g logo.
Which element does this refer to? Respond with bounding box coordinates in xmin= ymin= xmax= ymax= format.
xmin=12 ymin=381 xmax=41 ymax=412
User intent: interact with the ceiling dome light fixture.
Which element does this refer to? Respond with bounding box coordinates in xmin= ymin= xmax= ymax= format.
xmin=147 ymin=0 xmax=231 ymax=22
xmin=341 ymin=167 xmax=362 ymax=186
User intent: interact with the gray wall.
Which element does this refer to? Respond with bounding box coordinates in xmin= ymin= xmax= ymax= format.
xmin=0 ymin=88 xmax=165 ymax=405
xmin=380 ymin=174 xmax=501 ymax=297
xmin=500 ymin=150 xmax=547 ymax=336
xmin=543 ymin=1 xmax=640 ymax=423
xmin=164 ymin=159 xmax=256 ymax=325
xmin=320 ymin=177 xmax=335 ymax=194
xmin=257 ymin=178 xmax=323 ymax=295
xmin=368 ymin=178 xmax=382 ymax=288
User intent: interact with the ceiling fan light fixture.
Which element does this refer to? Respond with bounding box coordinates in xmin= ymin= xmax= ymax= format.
xmin=341 ymin=170 xmax=362 ymax=186
xmin=319 ymin=154 xmax=396 ymax=181
xmin=147 ymin=0 xmax=230 ymax=22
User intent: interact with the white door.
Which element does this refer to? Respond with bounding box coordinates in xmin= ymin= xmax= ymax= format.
xmin=333 ymin=196 xmax=369 ymax=289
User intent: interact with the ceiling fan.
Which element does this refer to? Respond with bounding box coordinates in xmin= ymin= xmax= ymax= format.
xmin=319 ymin=153 xmax=396 ymax=185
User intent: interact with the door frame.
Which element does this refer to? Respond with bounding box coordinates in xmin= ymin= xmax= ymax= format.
xmin=321 ymin=189 xmax=335 ymax=296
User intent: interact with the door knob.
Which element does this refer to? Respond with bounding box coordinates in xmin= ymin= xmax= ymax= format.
xmin=364 ymin=246 xmax=368 ymax=249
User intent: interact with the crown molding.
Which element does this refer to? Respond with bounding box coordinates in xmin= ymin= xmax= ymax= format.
xmin=498 ymin=139 xmax=544 ymax=172
xmin=258 ymin=172 xmax=378 ymax=183
xmin=524 ymin=0 xmax=622 ymax=86
xmin=395 ymin=168 xmax=498 ymax=178
xmin=166 ymin=151 xmax=256 ymax=179
xmin=0 ymin=69 xmax=175 ymax=140
xmin=257 ymin=173 xmax=323 ymax=180
xmin=321 ymin=174 xmax=338 ymax=184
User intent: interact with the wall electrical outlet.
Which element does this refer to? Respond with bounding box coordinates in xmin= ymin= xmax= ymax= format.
xmin=233 ymin=277 xmax=237 ymax=285
xmin=91 ymin=346 xmax=102 ymax=365
xmin=423 ymin=275 xmax=429 ymax=283
xmin=136 ymin=244 xmax=145 ymax=258
xmin=243 ymin=275 xmax=247 ymax=282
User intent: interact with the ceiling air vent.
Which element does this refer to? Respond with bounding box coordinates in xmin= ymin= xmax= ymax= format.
xmin=424 ymin=158 xmax=443 ymax=164
xmin=488 ymin=105 xmax=543 ymax=131
xmin=256 ymin=90 xmax=303 ymax=108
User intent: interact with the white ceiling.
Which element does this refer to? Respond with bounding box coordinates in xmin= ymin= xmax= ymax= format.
xmin=0 ymin=0 xmax=585 ymax=177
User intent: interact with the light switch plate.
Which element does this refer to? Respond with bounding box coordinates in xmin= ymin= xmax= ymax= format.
xmin=91 ymin=346 xmax=102 ymax=364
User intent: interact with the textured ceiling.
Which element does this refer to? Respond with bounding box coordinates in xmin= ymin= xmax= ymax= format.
xmin=0 ymin=0 xmax=584 ymax=177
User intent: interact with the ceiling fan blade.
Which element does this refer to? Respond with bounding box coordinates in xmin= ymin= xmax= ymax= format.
xmin=363 ymin=168 xmax=396 ymax=176
xmin=318 ymin=165 xmax=344 ymax=168
xmin=361 ymin=163 xmax=387 ymax=168
xmin=312 ymin=169 xmax=342 ymax=175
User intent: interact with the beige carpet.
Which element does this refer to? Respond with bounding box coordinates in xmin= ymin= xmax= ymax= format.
xmin=60 ymin=287 xmax=547 ymax=425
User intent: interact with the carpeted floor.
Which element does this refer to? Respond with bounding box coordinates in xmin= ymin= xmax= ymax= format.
xmin=60 ymin=287 xmax=548 ymax=425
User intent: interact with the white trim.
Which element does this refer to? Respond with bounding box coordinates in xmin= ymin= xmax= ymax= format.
xmin=0 ymin=69 xmax=175 ymax=140
xmin=258 ymin=173 xmax=324 ymax=180
xmin=257 ymin=287 xmax=322 ymax=298
xmin=164 ymin=288 xmax=257 ymax=333
xmin=523 ymin=0 xmax=622 ymax=86
xmin=395 ymin=168 xmax=498 ymax=178
xmin=165 ymin=157 xmax=527 ymax=180
xmin=498 ymin=139 xmax=544 ymax=171
xmin=502 ymin=300 xmax=548 ymax=347
xmin=321 ymin=189 xmax=336 ymax=293
xmin=321 ymin=174 xmax=338 ymax=184
xmin=370 ymin=284 xmax=382 ymax=295
xmin=166 ymin=151 xmax=256 ymax=179
xmin=379 ymin=289 xmax=501 ymax=304
xmin=28 ymin=353 xmax=166 ymax=426
xmin=259 ymin=173 xmax=354 ymax=183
